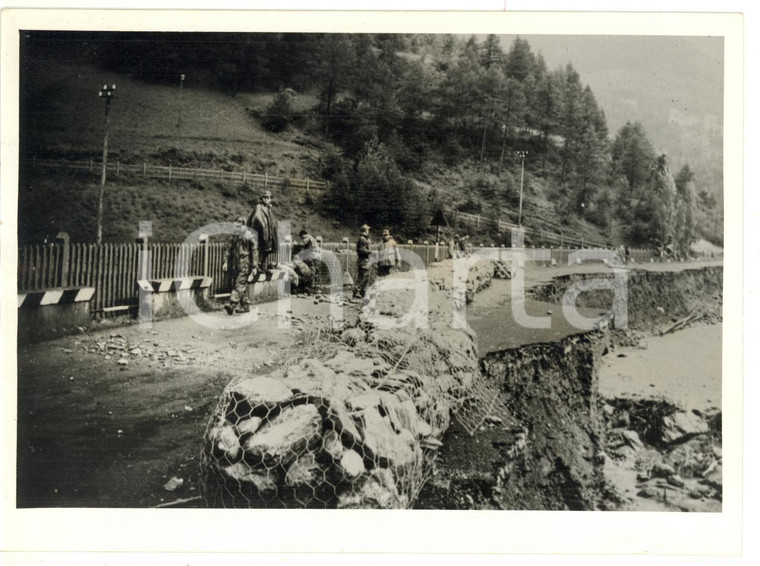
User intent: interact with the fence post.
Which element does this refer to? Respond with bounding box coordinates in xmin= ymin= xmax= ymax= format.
xmin=265 ymin=172 xmax=269 ymax=190
xmin=476 ymin=214 xmax=480 ymax=228
xmin=56 ymin=231 xmax=70 ymax=287
xmin=169 ymin=165 xmax=172 ymax=180
xmin=306 ymin=179 xmax=310 ymax=191
xmin=243 ymin=171 xmax=247 ymax=184
xmin=89 ymin=159 xmax=93 ymax=172
xmin=32 ymin=156 xmax=36 ymax=169
xmin=116 ymin=161 xmax=120 ymax=176
xmin=200 ymin=233 xmax=209 ymax=278
xmin=143 ymin=162 xmax=147 ymax=177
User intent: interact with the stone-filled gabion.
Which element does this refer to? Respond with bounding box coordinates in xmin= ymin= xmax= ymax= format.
xmin=200 ymin=259 xmax=497 ymax=508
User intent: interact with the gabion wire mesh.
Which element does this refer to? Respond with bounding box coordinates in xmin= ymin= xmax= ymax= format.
xmin=200 ymin=328 xmax=451 ymax=509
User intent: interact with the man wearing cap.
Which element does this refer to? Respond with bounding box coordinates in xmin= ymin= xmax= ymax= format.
xmin=354 ymin=224 xmax=373 ymax=299
xmin=247 ymin=190 xmax=278 ymax=273
xmin=222 ymin=216 xmax=254 ymax=315
xmin=377 ymin=228 xmax=400 ymax=277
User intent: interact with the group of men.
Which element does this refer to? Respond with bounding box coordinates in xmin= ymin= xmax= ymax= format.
xmin=222 ymin=189 xmax=403 ymax=314
xmin=223 ymin=190 xmax=278 ymax=315
xmin=353 ymin=224 xmax=401 ymax=299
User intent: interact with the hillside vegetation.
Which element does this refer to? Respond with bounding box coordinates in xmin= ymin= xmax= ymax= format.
xmin=19 ymin=32 xmax=722 ymax=253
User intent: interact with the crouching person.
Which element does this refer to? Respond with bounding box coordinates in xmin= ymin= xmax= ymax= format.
xmin=223 ymin=216 xmax=255 ymax=315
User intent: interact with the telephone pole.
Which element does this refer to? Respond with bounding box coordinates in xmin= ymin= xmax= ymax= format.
xmin=96 ymin=83 xmax=116 ymax=244
xmin=516 ymin=150 xmax=528 ymax=227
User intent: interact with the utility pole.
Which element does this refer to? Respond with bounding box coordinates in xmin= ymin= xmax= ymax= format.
xmin=516 ymin=150 xmax=528 ymax=227
xmin=177 ymin=73 xmax=185 ymax=131
xmin=96 ymin=83 xmax=116 ymax=244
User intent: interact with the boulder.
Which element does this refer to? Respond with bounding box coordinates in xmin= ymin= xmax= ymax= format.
xmin=211 ymin=424 xmax=241 ymax=462
xmin=231 ymin=377 xmax=293 ymax=407
xmin=660 ymin=411 xmax=709 ymax=444
xmin=326 ymin=405 xmax=363 ymax=449
xmin=222 ymin=462 xmax=278 ymax=493
xmin=360 ymin=407 xmax=415 ymax=468
xmin=340 ymin=450 xmax=366 ymax=479
xmin=243 ymin=404 xmax=321 ymax=466
xmin=236 ymin=417 xmax=263 ymax=438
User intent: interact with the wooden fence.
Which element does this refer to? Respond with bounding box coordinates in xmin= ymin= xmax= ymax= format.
xmin=17 ymin=233 xmax=670 ymax=316
xmin=448 ymin=208 xmax=609 ymax=249
xmin=21 ymin=157 xmax=329 ymax=193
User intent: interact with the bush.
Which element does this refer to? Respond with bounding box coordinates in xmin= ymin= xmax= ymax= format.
xmin=261 ymin=90 xmax=294 ymax=133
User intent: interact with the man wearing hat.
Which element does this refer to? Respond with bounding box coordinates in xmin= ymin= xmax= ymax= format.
xmin=354 ymin=224 xmax=373 ymax=299
xmin=222 ymin=216 xmax=254 ymax=315
xmin=247 ymin=190 xmax=278 ymax=273
xmin=377 ymin=228 xmax=400 ymax=277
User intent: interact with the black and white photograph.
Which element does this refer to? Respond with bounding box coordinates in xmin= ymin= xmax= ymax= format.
xmin=0 ymin=6 xmax=748 ymax=559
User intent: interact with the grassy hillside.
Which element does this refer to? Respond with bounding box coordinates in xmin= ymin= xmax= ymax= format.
xmin=19 ymin=61 xmax=611 ymax=246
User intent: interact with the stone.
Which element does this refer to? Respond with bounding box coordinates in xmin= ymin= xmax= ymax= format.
xmin=339 ymin=450 xmax=366 ymax=479
xmin=243 ymin=404 xmax=321 ymax=466
xmin=326 ymin=405 xmax=363 ymax=449
xmin=620 ymin=429 xmax=644 ymax=450
xmin=337 ymin=468 xmax=406 ymax=509
xmin=360 ymin=407 xmax=415 ymax=468
xmin=651 ymin=461 xmax=676 ymax=478
xmin=303 ymin=359 xmax=337 ymax=381
xmin=322 ymin=430 xmax=344 ymax=460
xmin=211 ymin=424 xmax=241 ymax=462
xmin=660 ymin=411 xmax=709 ymax=444
xmin=163 ymin=476 xmax=183 ymax=492
xmin=223 ymin=462 xmax=277 ymax=493
xmin=231 ymin=377 xmax=293 ymax=407
xmin=347 ymin=392 xmax=383 ymax=411
xmin=236 ymin=417 xmax=263 ymax=438
xmin=667 ymin=474 xmax=686 ymax=488
xmin=118 ymin=358 xmax=129 ymax=366
xmin=285 ymin=451 xmax=320 ymax=487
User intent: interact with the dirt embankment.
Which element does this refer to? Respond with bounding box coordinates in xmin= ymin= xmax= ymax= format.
xmin=530 ymin=266 xmax=723 ymax=331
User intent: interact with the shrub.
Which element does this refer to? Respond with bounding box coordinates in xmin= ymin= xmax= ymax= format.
xmin=261 ymin=90 xmax=294 ymax=133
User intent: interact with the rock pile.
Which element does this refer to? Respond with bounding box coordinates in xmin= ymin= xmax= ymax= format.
xmin=603 ymin=399 xmax=722 ymax=510
xmin=71 ymin=332 xmax=199 ymax=368
xmin=201 ymin=259 xmax=494 ymax=508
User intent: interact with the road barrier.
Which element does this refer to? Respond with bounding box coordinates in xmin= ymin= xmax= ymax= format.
xmin=17 ymin=230 xmax=675 ymax=317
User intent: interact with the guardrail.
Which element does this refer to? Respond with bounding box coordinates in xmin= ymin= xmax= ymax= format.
xmin=17 ymin=233 xmax=681 ymax=316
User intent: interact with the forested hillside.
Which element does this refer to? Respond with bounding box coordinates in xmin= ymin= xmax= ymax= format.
xmin=19 ymin=32 xmax=722 ymax=251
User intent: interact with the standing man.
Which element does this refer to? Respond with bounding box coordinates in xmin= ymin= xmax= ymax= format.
xmin=354 ymin=224 xmax=373 ymax=299
xmin=222 ymin=216 xmax=254 ymax=315
xmin=377 ymin=229 xmax=400 ymax=277
xmin=247 ymin=190 xmax=278 ymax=273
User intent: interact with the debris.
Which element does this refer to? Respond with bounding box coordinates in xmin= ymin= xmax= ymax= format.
xmin=117 ymin=358 xmax=129 ymax=366
xmin=163 ymin=477 xmax=184 ymax=492
xmin=154 ymin=495 xmax=202 ymax=508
